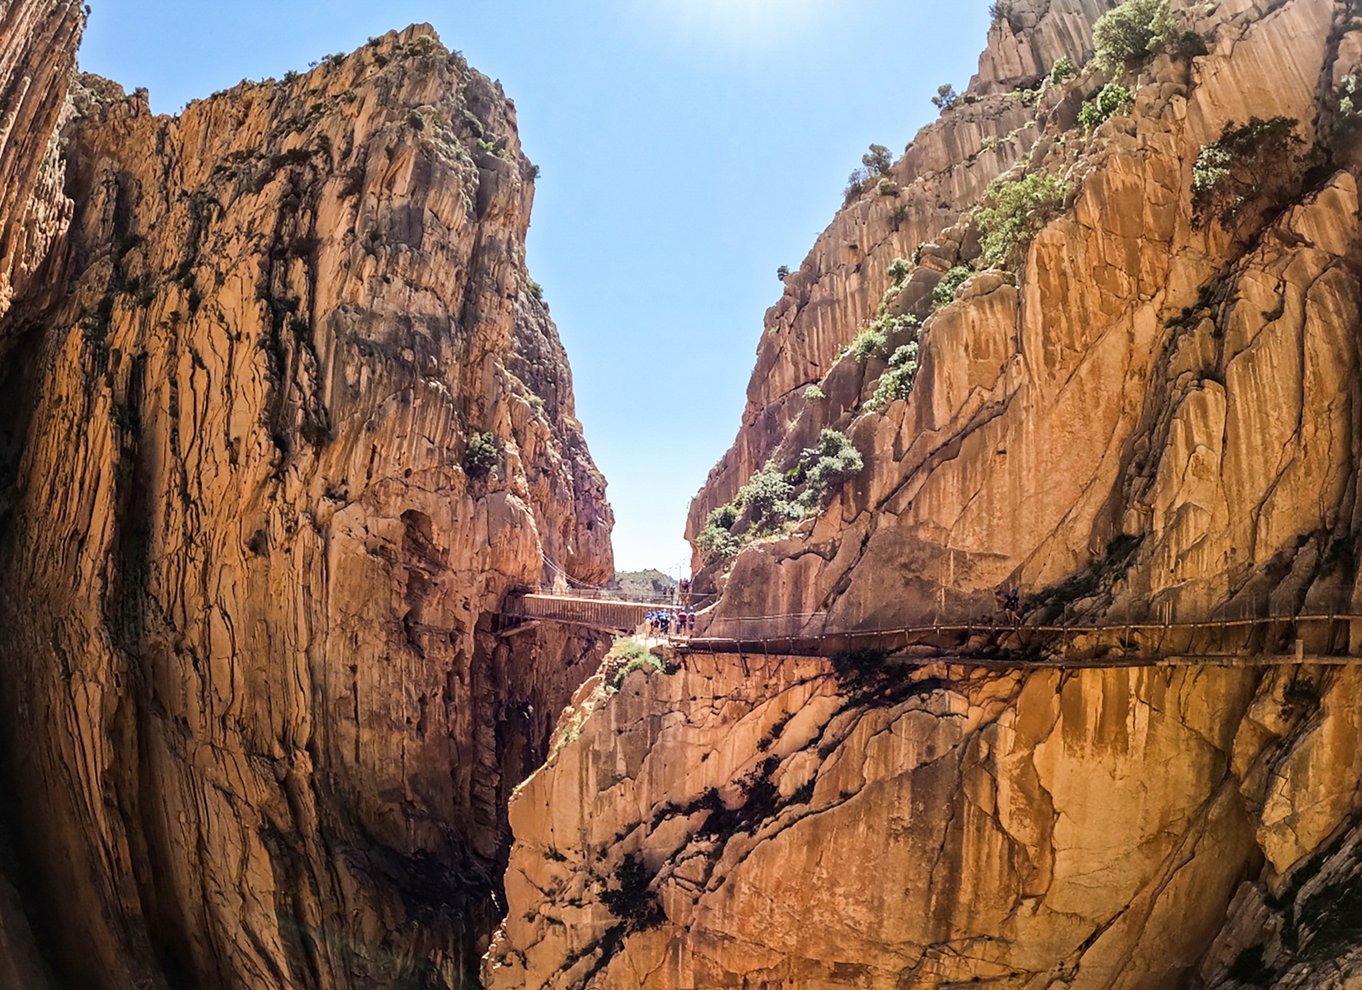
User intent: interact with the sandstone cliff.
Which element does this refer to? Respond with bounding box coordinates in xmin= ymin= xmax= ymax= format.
xmin=0 ymin=21 xmax=612 ymax=990
xmin=490 ymin=0 xmax=1362 ymax=986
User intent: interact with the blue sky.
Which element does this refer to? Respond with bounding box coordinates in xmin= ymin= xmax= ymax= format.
xmin=80 ymin=0 xmax=992 ymax=575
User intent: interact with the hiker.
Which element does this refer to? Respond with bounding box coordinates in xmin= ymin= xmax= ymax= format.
xmin=659 ymin=610 xmax=671 ymax=637
xmin=1003 ymin=588 xmax=1022 ymax=626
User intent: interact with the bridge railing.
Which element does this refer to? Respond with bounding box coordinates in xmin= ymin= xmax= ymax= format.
xmin=682 ymin=611 xmax=1362 ymax=661
xmin=535 ymin=586 xmax=718 ymax=608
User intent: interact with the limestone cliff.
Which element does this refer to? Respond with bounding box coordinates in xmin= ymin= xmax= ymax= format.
xmin=0 ymin=21 xmax=612 ymax=990
xmin=490 ymin=0 xmax=1362 ymax=987
xmin=487 ymin=655 xmax=1362 ymax=988
xmin=0 ymin=0 xmax=82 ymax=331
xmin=691 ymin=0 xmax=1359 ymax=633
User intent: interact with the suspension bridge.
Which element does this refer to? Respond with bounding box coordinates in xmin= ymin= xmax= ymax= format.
xmin=497 ymin=590 xmax=1362 ymax=667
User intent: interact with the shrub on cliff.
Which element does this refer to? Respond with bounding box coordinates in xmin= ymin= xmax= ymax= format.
xmin=696 ymin=523 xmax=740 ymax=566
xmin=976 ymin=172 xmax=1072 ymax=269
xmin=601 ymin=853 xmax=664 ymax=929
xmin=862 ymin=143 xmax=893 ymax=176
xmin=735 ymin=467 xmax=798 ymax=533
xmin=604 ymin=638 xmax=669 ymax=690
xmin=852 ymin=324 xmax=887 ymax=363
xmin=1334 ymin=75 xmax=1362 ymax=149
xmin=1093 ymin=0 xmax=1173 ymax=71
xmin=1050 ymin=56 xmax=1077 ymax=86
xmin=795 ymin=430 xmax=863 ymax=513
xmin=866 ymin=342 xmax=921 ymax=412
xmin=464 ymin=431 xmax=500 ymax=478
xmin=1078 ymin=83 xmax=1133 ymax=132
xmin=932 ymin=84 xmax=959 ymax=111
xmin=697 ymin=504 xmax=741 ymax=566
xmin=932 ymin=266 xmax=973 ymax=309
xmin=1192 ymin=116 xmax=1303 ymax=228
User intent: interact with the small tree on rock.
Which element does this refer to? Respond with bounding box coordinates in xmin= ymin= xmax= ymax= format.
xmin=932 ymin=84 xmax=960 ymax=111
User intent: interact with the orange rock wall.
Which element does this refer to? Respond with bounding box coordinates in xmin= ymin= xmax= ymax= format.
xmin=0 ymin=24 xmax=613 ymax=990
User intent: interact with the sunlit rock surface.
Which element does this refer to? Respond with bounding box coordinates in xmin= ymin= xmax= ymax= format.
xmin=493 ymin=0 xmax=1362 ymax=986
xmin=0 ymin=22 xmax=612 ymax=990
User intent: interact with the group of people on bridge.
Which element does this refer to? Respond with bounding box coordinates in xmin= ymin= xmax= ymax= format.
xmin=644 ymin=607 xmax=697 ymax=639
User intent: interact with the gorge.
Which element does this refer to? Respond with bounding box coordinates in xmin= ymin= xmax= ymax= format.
xmin=2 ymin=0 xmax=1362 ymax=988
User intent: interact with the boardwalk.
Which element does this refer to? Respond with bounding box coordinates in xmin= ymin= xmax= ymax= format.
xmin=501 ymin=592 xmax=1362 ymax=667
xmin=501 ymin=593 xmax=660 ymax=635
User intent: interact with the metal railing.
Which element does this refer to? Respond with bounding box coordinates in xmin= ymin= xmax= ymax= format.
xmin=679 ymin=612 xmax=1362 ymax=664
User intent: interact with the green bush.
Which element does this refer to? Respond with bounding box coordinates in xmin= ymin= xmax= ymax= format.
xmin=696 ymin=434 xmax=863 ymax=566
xmin=526 ymin=279 xmax=544 ymax=301
xmin=850 ymin=311 xmax=918 ymax=362
xmin=795 ymin=430 xmax=863 ymax=513
xmin=1078 ymin=83 xmax=1133 ymax=132
xmin=843 ymin=167 xmax=870 ymax=205
xmin=932 ymin=84 xmax=959 ymax=111
xmin=802 ymin=384 xmax=826 ymax=400
xmin=605 ymin=638 xmax=668 ymax=690
xmin=601 ymin=853 xmax=664 ymax=929
xmin=1050 ymin=56 xmax=1077 ymax=85
xmin=877 ymin=177 xmax=901 ymax=196
xmin=932 ymin=265 xmax=973 ymax=309
xmin=1191 ymin=116 xmax=1303 ymax=227
xmin=1093 ymin=0 xmax=1173 ymax=71
xmin=990 ymin=1 xmax=1013 ymax=24
xmin=735 ymin=467 xmax=797 ymax=532
xmin=862 ymin=143 xmax=893 ymax=176
xmin=697 ymin=502 xmax=740 ymax=566
xmin=1335 ymin=75 xmax=1362 ymax=147
xmin=886 ymin=257 xmax=912 ymax=285
xmin=976 ymin=172 xmax=1072 ymax=269
xmin=708 ymin=503 xmax=737 ymax=531
xmin=464 ymin=431 xmax=500 ymax=478
xmin=866 ymin=342 xmax=921 ymax=411
xmin=1168 ymin=29 xmax=1208 ymax=59
xmin=696 ymin=522 xmax=741 ymax=566
xmin=851 ymin=324 xmax=887 ymax=362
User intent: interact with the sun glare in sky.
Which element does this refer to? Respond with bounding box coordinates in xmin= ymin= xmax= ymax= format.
xmin=643 ymin=0 xmax=821 ymax=51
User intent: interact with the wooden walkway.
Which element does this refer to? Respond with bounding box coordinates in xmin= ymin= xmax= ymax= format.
xmin=501 ymin=594 xmax=661 ymax=635
xmin=500 ymin=593 xmax=1362 ymax=666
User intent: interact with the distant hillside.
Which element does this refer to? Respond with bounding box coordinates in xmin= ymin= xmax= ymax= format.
xmin=610 ymin=569 xmax=678 ymax=599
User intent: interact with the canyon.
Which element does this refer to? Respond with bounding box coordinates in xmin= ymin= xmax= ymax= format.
xmin=3 ymin=0 xmax=1362 ymax=988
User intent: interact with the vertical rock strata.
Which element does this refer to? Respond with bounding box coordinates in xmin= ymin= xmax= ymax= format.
xmin=692 ymin=0 xmax=1362 ymax=631
xmin=0 ymin=0 xmax=82 ymax=330
xmin=491 ymin=0 xmax=1362 ymax=987
xmin=0 ymin=22 xmax=612 ymax=990
xmin=487 ymin=658 xmax=1362 ymax=988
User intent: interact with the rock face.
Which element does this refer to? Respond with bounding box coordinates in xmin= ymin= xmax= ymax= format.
xmin=490 ymin=0 xmax=1362 ymax=986
xmin=0 ymin=22 xmax=612 ymax=990
xmin=0 ymin=0 xmax=83 ymax=332
xmin=487 ymin=657 xmax=1362 ymax=989
xmin=691 ymin=0 xmax=1360 ymax=632
xmin=685 ymin=0 xmax=1111 ymax=563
